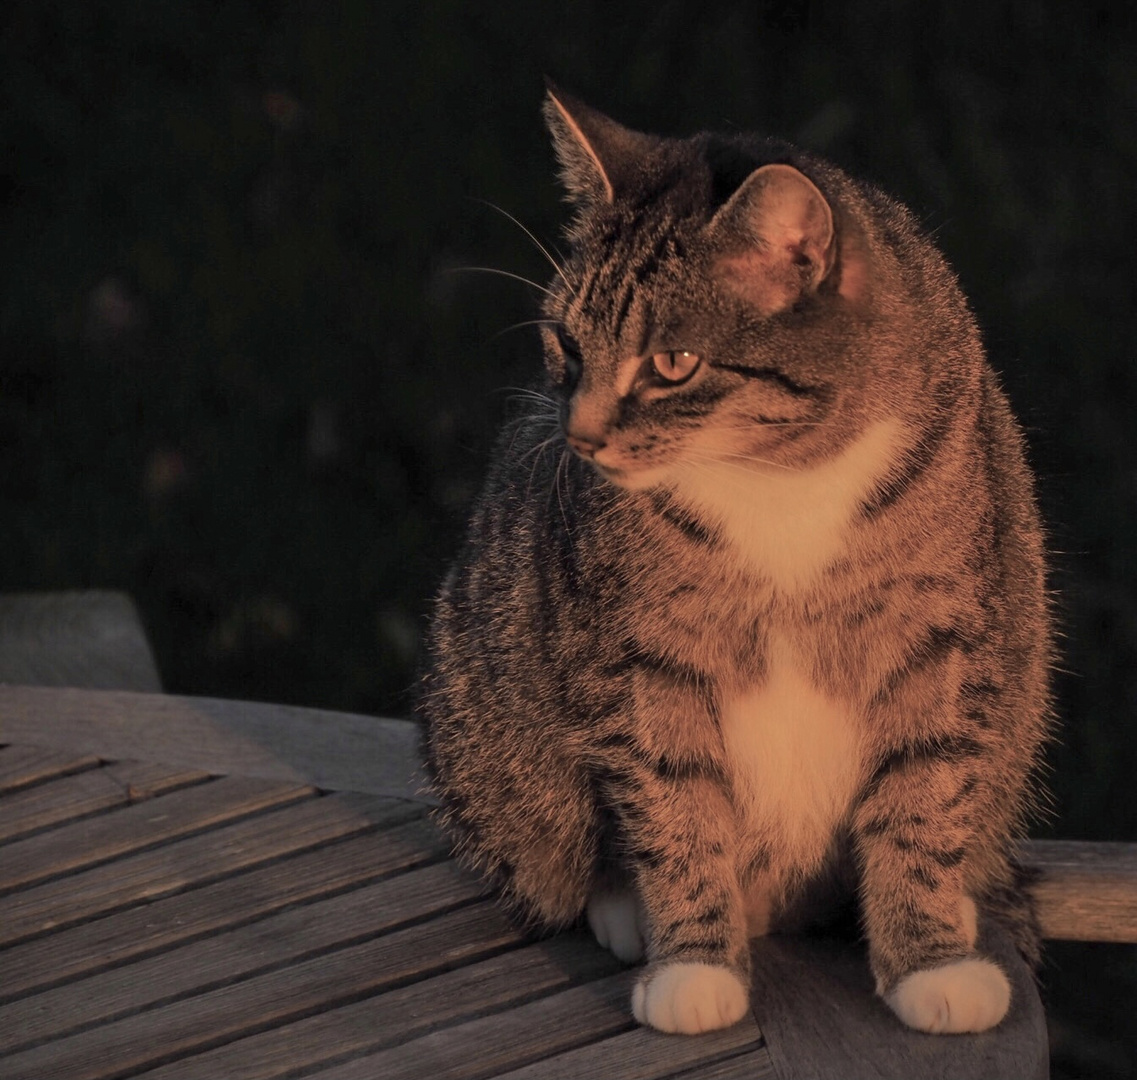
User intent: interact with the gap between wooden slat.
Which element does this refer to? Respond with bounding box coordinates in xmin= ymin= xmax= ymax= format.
xmin=0 ymin=760 xmax=211 ymax=845
xmin=298 ymin=972 xmax=638 ymax=1080
xmin=0 ymin=902 xmax=527 ymax=1080
xmin=0 ymin=805 xmax=438 ymax=999
xmin=0 ymin=774 xmax=314 ymax=895
xmin=57 ymin=931 xmax=622 ymax=1080
xmin=0 ymin=791 xmax=374 ymax=949
xmin=490 ymin=1021 xmax=767 ymax=1080
xmin=0 ymin=858 xmax=487 ymax=1053
xmin=0 ymin=745 xmax=102 ymax=794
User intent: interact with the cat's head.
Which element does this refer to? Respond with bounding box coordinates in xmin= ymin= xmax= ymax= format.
xmin=538 ymin=85 xmax=885 ymax=492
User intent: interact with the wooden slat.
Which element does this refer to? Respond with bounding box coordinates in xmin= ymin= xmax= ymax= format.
xmin=747 ymin=924 xmax=1048 ymax=1080
xmin=0 ymin=685 xmax=429 ymax=801
xmin=491 ymin=1022 xmax=769 ymax=1080
xmin=0 ymin=774 xmax=312 ymax=892
xmin=0 ymin=760 xmax=209 ymax=843
xmin=0 ymin=792 xmax=386 ymax=947
xmin=301 ymin=972 xmax=637 ymax=1080
xmin=0 ymin=745 xmax=101 ymax=793
xmin=0 ymin=808 xmax=437 ymax=998
xmin=0 ymin=859 xmax=484 ymax=1052
xmin=0 ymin=590 xmax=162 ymax=692
xmin=1025 ymin=838 xmax=1137 ymax=942
xmin=0 ymin=902 xmax=524 ymax=1080
xmin=671 ymin=1051 xmax=780 ymax=1080
xmin=138 ymin=932 xmax=622 ymax=1080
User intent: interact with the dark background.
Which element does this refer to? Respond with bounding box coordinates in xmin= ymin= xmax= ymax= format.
xmin=1 ymin=1 xmax=1133 ymax=1074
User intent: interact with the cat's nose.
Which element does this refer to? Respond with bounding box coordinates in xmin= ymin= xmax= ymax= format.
xmin=565 ymin=432 xmax=607 ymax=458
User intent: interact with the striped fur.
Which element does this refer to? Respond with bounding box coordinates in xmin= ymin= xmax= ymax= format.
xmin=419 ymin=89 xmax=1052 ymax=1035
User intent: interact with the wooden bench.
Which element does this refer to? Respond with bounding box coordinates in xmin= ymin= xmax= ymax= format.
xmin=0 ymin=590 xmax=162 ymax=693
xmin=0 ymin=593 xmax=1132 ymax=1078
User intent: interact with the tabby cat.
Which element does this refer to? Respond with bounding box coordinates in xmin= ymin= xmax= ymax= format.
xmin=419 ymin=85 xmax=1051 ymax=1036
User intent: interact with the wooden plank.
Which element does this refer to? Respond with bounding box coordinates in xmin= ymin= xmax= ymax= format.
xmin=0 ymin=745 xmax=101 ymax=793
xmin=138 ymin=931 xmax=622 ymax=1080
xmin=0 ymin=774 xmax=313 ymax=892
xmin=672 ymin=1051 xmax=779 ymax=1080
xmin=0 ymin=590 xmax=162 ymax=692
xmin=1024 ymin=838 xmax=1137 ymax=942
xmin=492 ymin=1021 xmax=769 ymax=1080
xmin=0 ymin=902 xmax=525 ymax=1080
xmin=0 ymin=808 xmax=436 ymax=998
xmin=0 ymin=685 xmax=429 ymax=801
xmin=0 ymin=760 xmax=209 ymax=844
xmin=301 ymin=972 xmax=637 ymax=1080
xmin=0 ymin=858 xmax=484 ymax=1052
xmin=0 ymin=792 xmax=385 ymax=947
xmin=747 ymin=924 xmax=1048 ymax=1080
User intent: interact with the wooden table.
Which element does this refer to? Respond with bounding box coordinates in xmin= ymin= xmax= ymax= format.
xmin=0 ymin=685 xmax=1049 ymax=1079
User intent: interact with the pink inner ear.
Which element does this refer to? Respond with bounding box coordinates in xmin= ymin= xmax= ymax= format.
xmin=715 ymin=249 xmax=809 ymax=316
xmin=707 ymin=163 xmax=838 ymax=315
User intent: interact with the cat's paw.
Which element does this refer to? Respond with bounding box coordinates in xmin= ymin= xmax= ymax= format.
xmin=885 ymin=957 xmax=1011 ymax=1033
xmin=586 ymin=888 xmax=644 ymax=963
xmin=632 ymin=961 xmax=750 ymax=1034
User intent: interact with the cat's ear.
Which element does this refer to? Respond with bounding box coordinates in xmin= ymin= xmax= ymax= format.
xmin=708 ymin=163 xmax=837 ymax=314
xmin=543 ymin=82 xmax=656 ymax=205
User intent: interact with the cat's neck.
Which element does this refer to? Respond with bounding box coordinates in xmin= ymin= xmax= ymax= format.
xmin=667 ymin=417 xmax=907 ymax=592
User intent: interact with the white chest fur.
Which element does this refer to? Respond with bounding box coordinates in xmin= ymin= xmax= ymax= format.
xmin=671 ymin=419 xmax=904 ymax=592
xmin=719 ymin=634 xmax=863 ymax=872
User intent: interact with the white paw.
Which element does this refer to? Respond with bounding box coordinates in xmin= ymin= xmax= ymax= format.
xmin=632 ymin=961 xmax=750 ymax=1034
xmin=885 ymin=957 xmax=1011 ymax=1033
xmin=586 ymin=888 xmax=644 ymax=963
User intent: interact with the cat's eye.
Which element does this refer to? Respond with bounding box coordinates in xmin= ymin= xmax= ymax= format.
xmin=555 ymin=324 xmax=583 ymax=389
xmin=650 ymin=350 xmax=701 ymax=385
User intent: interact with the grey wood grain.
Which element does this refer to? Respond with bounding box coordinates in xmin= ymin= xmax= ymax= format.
xmin=0 ymin=858 xmax=484 ymax=1052
xmin=0 ymin=902 xmax=524 ymax=1080
xmin=0 ymin=792 xmax=380 ymax=947
xmin=0 ymin=684 xmax=429 ymax=801
xmin=0 ymin=773 xmax=312 ymax=892
xmin=1025 ymin=838 xmax=1137 ymax=942
xmin=492 ymin=1021 xmax=769 ymax=1080
xmin=0 ymin=744 xmax=101 ymax=793
xmin=0 ymin=759 xmax=209 ymax=843
xmin=0 ymin=590 xmax=162 ymax=692
xmin=0 ymin=806 xmax=429 ymax=998
xmin=672 ymin=1051 xmax=780 ymax=1080
xmin=748 ymin=926 xmax=1048 ymax=1080
xmin=138 ymin=931 xmax=623 ymax=1080
xmin=301 ymin=972 xmax=638 ymax=1080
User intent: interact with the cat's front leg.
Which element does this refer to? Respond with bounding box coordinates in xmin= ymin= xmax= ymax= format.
xmin=593 ymin=668 xmax=751 ymax=1034
xmin=854 ymin=751 xmax=1011 ymax=1034
xmin=625 ymin=777 xmax=751 ymax=1035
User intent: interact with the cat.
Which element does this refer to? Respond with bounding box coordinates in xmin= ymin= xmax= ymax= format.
xmin=418 ymin=83 xmax=1052 ymax=1037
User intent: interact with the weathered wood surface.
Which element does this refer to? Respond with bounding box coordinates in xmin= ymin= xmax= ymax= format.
xmin=3 ymin=686 xmax=1133 ymax=943
xmin=0 ymin=590 xmax=162 ymax=692
xmin=1023 ymin=839 xmax=1137 ymax=942
xmin=0 ymin=683 xmax=427 ymax=800
xmin=0 ymin=686 xmax=1067 ymax=1078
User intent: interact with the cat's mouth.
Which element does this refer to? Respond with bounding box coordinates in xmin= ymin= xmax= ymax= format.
xmin=574 ymin=448 xmax=671 ymax=491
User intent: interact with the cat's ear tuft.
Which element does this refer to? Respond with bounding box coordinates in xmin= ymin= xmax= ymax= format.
xmin=543 ymin=82 xmax=656 ymax=206
xmin=708 ymin=163 xmax=837 ymax=314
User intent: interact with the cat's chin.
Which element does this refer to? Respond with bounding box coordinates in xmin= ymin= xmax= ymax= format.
xmin=591 ymin=461 xmax=671 ymax=491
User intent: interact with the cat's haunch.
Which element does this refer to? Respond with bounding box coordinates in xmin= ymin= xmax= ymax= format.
xmin=419 ymin=86 xmax=1052 ymax=1036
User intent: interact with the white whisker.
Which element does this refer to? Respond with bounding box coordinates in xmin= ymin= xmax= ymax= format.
xmin=468 ymin=198 xmax=575 ymax=290
xmin=446 ymin=266 xmax=558 ymax=300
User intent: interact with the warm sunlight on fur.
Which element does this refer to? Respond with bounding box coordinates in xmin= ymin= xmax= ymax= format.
xmin=886 ymin=958 xmax=1011 ymax=1033
xmin=632 ymin=962 xmax=750 ymax=1034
